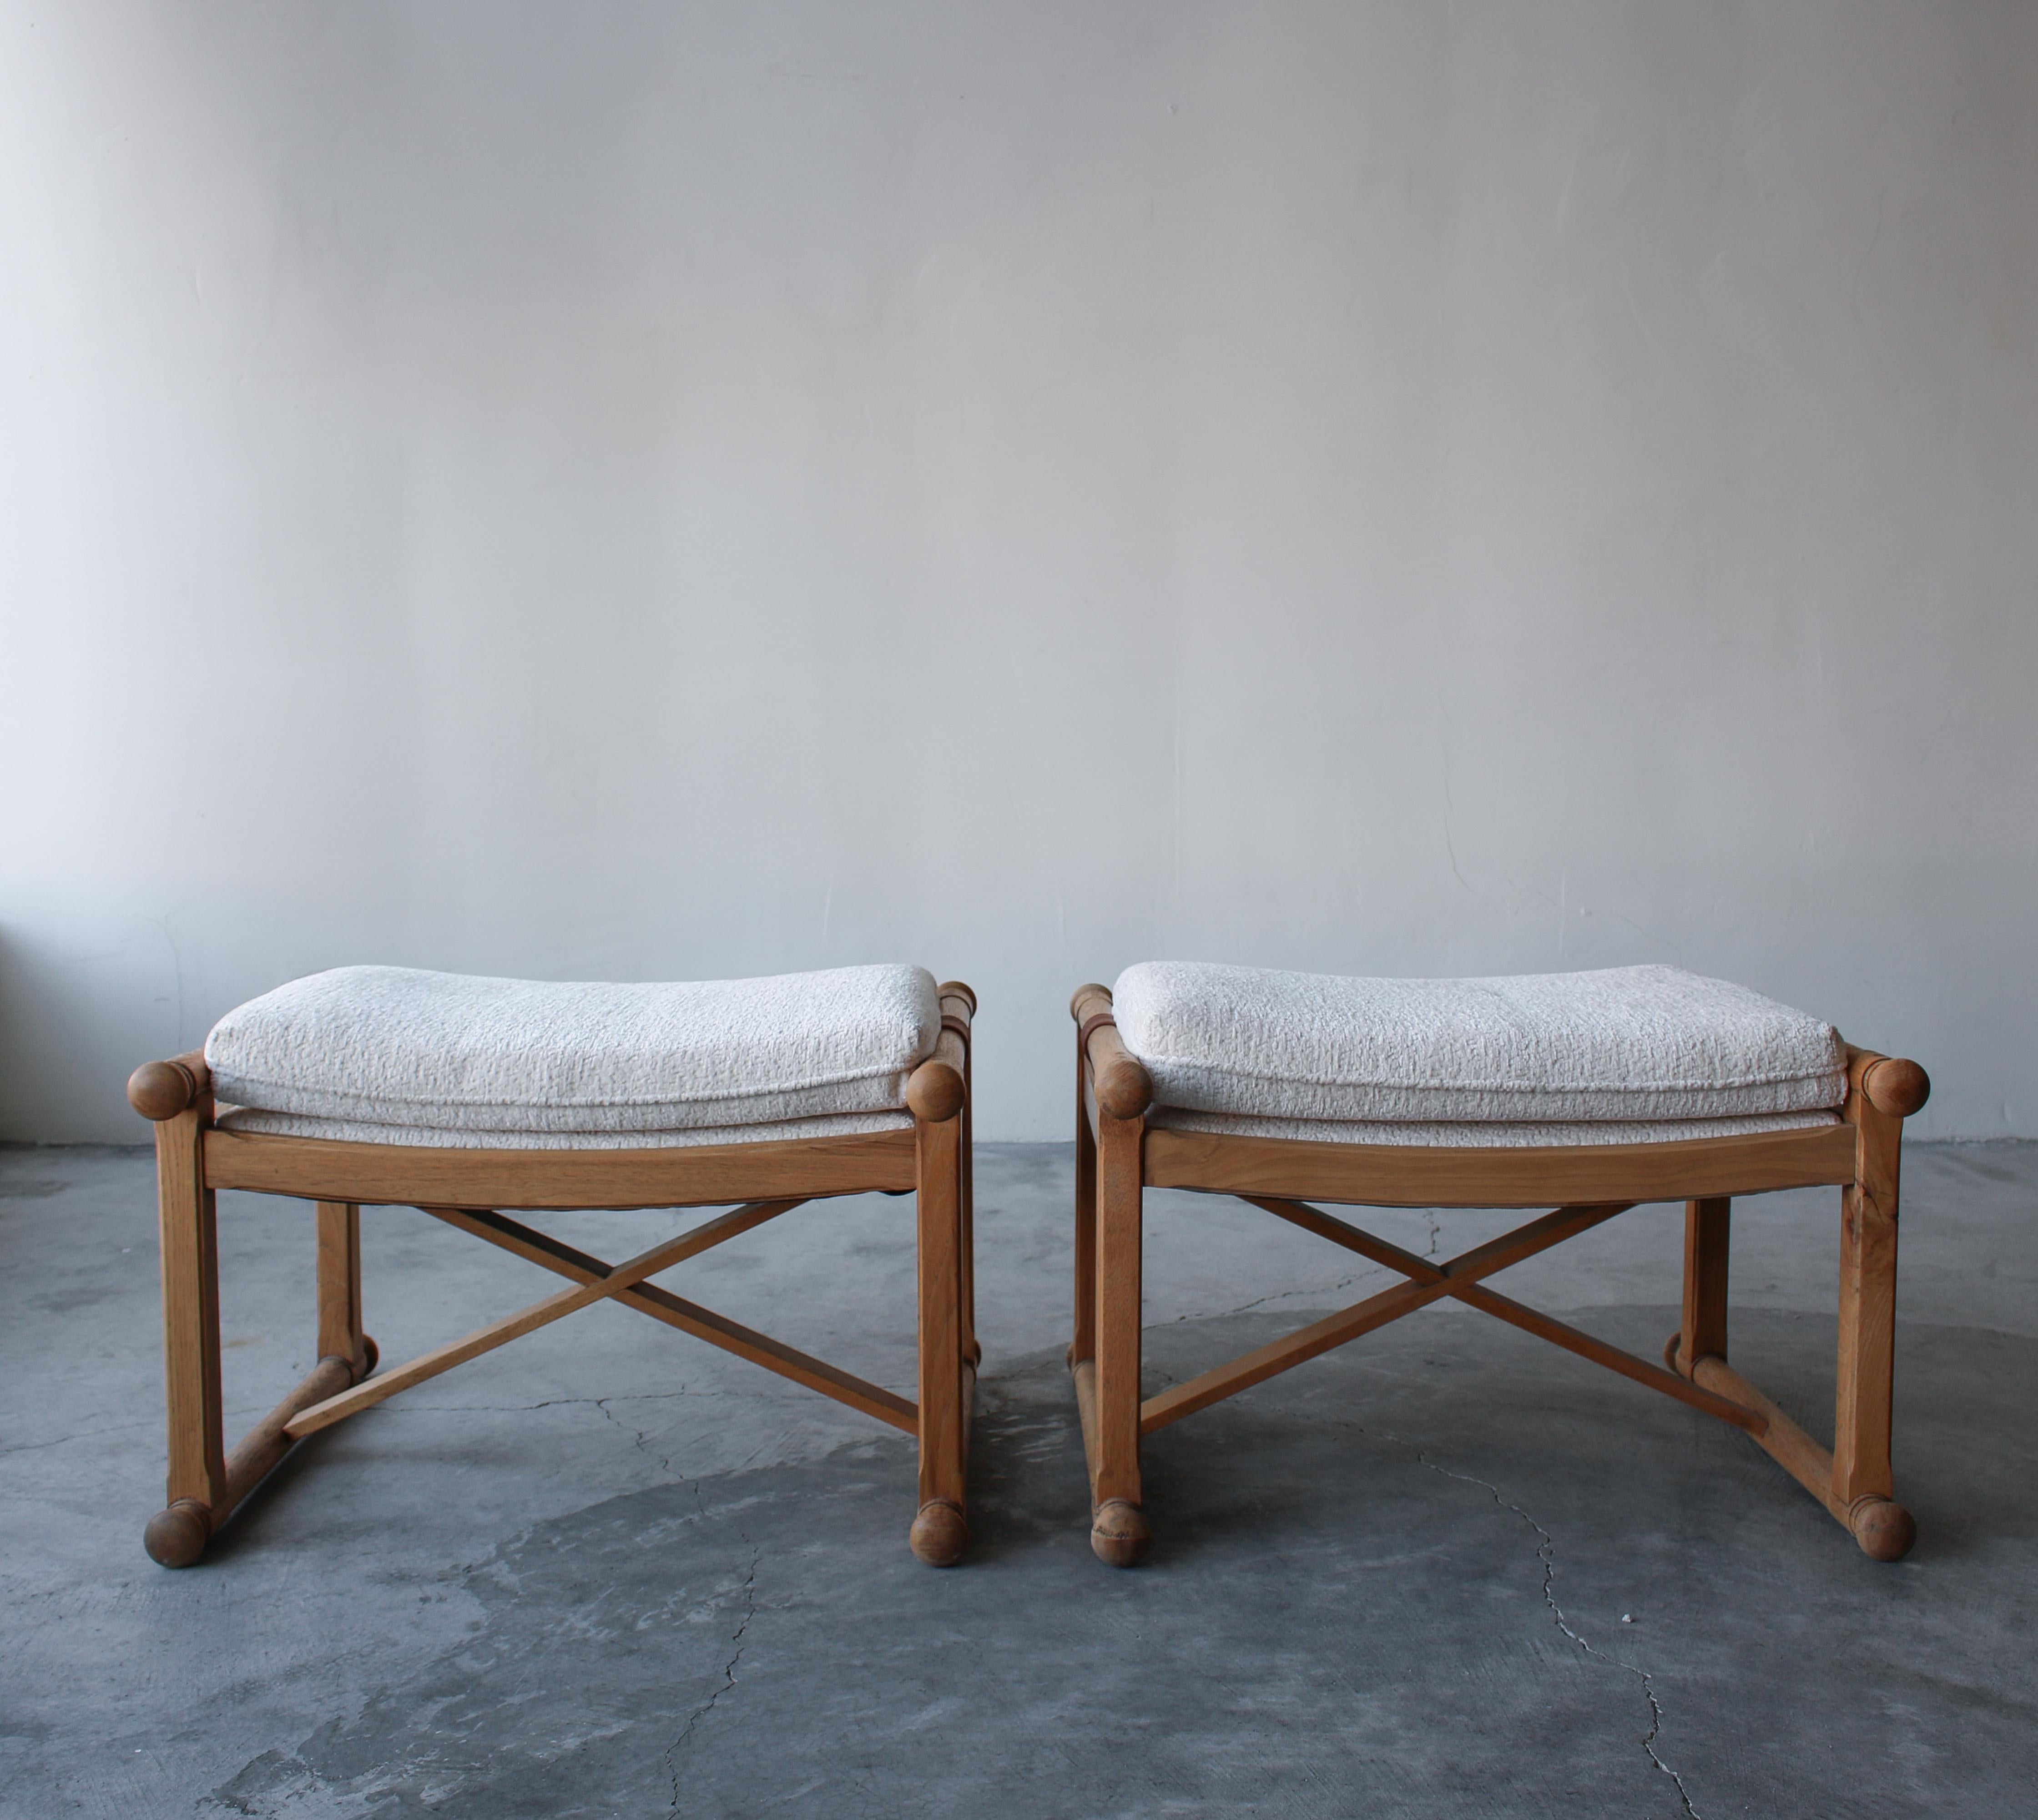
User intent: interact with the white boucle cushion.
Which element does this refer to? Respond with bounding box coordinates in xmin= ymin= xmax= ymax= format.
xmin=206 ymin=964 xmax=941 ymax=1136
xmin=1113 ymin=962 xmax=1845 ymax=1125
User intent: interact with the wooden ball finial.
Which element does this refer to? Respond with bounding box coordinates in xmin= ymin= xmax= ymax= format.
xmin=908 ymin=1499 xmax=968 ymax=1566
xmin=1864 ymin=1058 xmax=1931 ymax=1120
xmin=1090 ymin=1498 xmax=1150 ymax=1568
xmin=906 ymin=1059 xmax=966 ymax=1123
xmin=1093 ymin=1054 xmax=1153 ymax=1121
xmin=143 ymin=1499 xmax=212 ymax=1567
xmin=127 ymin=1061 xmax=195 ymax=1122
xmin=1850 ymin=1496 xmax=1917 ymax=1562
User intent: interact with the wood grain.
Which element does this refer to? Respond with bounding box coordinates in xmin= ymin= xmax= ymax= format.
xmin=1247 ymin=1196 xmax=1763 ymax=1433
xmin=1834 ymin=1072 xmax=1902 ymax=1507
xmin=420 ymin=1205 xmax=918 ymax=1433
xmin=206 ymin=1127 xmax=918 ymax=1208
xmin=1680 ymin=1197 xmax=1732 ymax=1374
xmin=285 ymin=1200 xmax=801 ymax=1436
xmin=156 ymin=1096 xmax=227 ymax=1517
xmin=915 ymin=1105 xmax=968 ymax=1517
xmin=1139 ymin=1202 xmax=1634 ymax=1432
xmin=315 ymin=1201 xmax=367 ymax=1377
xmin=1091 ymin=1109 xmax=1146 ymax=1507
xmin=1143 ymin=1122 xmax=1857 ymax=1207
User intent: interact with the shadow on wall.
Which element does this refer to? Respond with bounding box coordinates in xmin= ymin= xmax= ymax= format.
xmin=0 ymin=910 xmax=188 ymax=1144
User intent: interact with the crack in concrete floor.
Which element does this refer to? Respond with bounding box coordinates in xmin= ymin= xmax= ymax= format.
xmin=664 ymin=1522 xmax=760 ymax=1810
xmin=1412 ymin=1449 xmax=1702 ymax=1820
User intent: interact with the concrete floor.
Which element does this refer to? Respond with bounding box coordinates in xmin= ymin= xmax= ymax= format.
xmin=2 ymin=1143 xmax=2034 ymax=1819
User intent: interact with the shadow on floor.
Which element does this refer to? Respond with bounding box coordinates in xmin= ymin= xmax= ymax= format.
xmin=200 ymin=1305 xmax=2036 ymax=1820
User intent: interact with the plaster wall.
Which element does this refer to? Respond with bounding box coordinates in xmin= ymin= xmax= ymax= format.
xmin=3 ymin=1 xmax=2033 ymax=1141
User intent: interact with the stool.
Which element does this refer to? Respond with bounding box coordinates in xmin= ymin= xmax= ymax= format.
xmin=1068 ymin=963 xmax=1929 ymax=1567
xmin=129 ymin=964 xmax=977 ymax=1567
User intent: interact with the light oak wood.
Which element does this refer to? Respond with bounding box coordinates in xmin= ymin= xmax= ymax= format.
xmin=1091 ymin=1108 xmax=1146 ymax=1534
xmin=1070 ymin=1356 xmax=1100 ymax=1501
xmin=1689 ymin=1351 xmax=1846 ymax=1519
xmin=156 ymin=1096 xmax=226 ymax=1521
xmin=1071 ymin=1031 xmax=1098 ymax=1371
xmin=315 ymin=1202 xmax=368 ymax=1378
xmin=285 ymin=1200 xmax=801 ymax=1437
xmin=1680 ymin=1197 xmax=1731 ymax=1375
xmin=129 ymin=1050 xmax=210 ymax=1121
xmin=942 ymin=987 xmax=979 ymax=1366
xmin=420 ymin=1206 xmax=923 ymax=1436
xmin=912 ymin=1095 xmax=969 ymax=1563
xmin=1144 ymin=1121 xmax=1859 ymax=1207
xmin=1072 ymin=983 xmax=1153 ymax=1119
xmin=224 ymin=1354 xmax=357 ymax=1512
xmin=1140 ymin=1202 xmax=1633 ymax=1434
xmin=905 ymin=1021 xmax=967 ymax=1122
xmin=205 ymin=1126 xmax=918 ymax=1208
xmin=139 ymin=981 xmax=975 ymax=1565
xmin=1835 ymin=1052 xmax=1905 ymax=1511
xmin=1250 ymin=1196 xmax=1763 ymax=1434
xmin=1067 ymin=977 xmax=1929 ymax=1567
xmin=1859 ymin=1052 xmax=1931 ymax=1119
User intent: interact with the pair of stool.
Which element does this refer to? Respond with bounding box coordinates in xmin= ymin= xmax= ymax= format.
xmin=128 ymin=960 xmax=1928 ymax=1570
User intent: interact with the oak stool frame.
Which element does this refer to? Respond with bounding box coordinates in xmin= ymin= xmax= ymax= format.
xmin=1067 ymin=983 xmax=1929 ymax=1568
xmin=129 ymin=984 xmax=979 ymax=1567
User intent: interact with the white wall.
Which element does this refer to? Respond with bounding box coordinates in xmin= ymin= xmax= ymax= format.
xmin=3 ymin=1 xmax=2033 ymax=1143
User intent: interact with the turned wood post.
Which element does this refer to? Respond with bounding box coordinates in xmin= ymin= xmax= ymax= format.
xmin=315 ymin=1202 xmax=371 ymax=1380
xmin=130 ymin=1052 xmax=226 ymax=1567
xmin=1677 ymin=1197 xmax=1731 ymax=1376
xmin=940 ymin=984 xmax=979 ymax=1369
xmin=907 ymin=1007 xmax=971 ymax=1566
xmin=1091 ymin=1107 xmax=1150 ymax=1565
xmin=1070 ymin=989 xmax=1101 ymax=1372
xmin=1833 ymin=1048 xmax=1928 ymax=1558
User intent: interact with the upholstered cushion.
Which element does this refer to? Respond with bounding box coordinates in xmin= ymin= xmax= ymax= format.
xmin=1112 ymin=962 xmax=1846 ymax=1126
xmin=206 ymin=964 xmax=941 ymax=1138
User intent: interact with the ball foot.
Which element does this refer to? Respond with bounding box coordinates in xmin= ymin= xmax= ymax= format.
xmin=1850 ymin=1496 xmax=1917 ymax=1562
xmin=909 ymin=1499 xmax=968 ymax=1567
xmin=358 ymin=1333 xmax=379 ymax=1380
xmin=144 ymin=1498 xmax=212 ymax=1568
xmin=1091 ymin=1498 xmax=1150 ymax=1568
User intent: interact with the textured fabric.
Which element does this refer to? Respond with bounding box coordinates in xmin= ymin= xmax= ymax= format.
xmin=206 ymin=964 xmax=940 ymax=1134
xmin=1113 ymin=962 xmax=1845 ymax=1124
xmin=214 ymin=1107 xmax=914 ymax=1150
xmin=1146 ymin=1107 xmax=1841 ymax=1148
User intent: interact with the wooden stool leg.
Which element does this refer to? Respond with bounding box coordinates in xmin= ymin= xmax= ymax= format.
xmin=1835 ymin=1092 xmax=1912 ymax=1560
xmin=1671 ymin=1197 xmax=1731 ymax=1376
xmin=315 ymin=1201 xmax=376 ymax=1381
xmin=960 ymin=1061 xmax=979 ymax=1370
xmin=1070 ymin=1046 xmax=1097 ymax=1373
xmin=909 ymin=1106 xmax=969 ymax=1566
xmin=145 ymin=1100 xmax=227 ymax=1567
xmin=1090 ymin=1109 xmax=1150 ymax=1567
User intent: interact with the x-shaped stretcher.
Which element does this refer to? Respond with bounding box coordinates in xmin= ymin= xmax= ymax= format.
xmin=284 ymin=1198 xmax=917 ymax=1442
